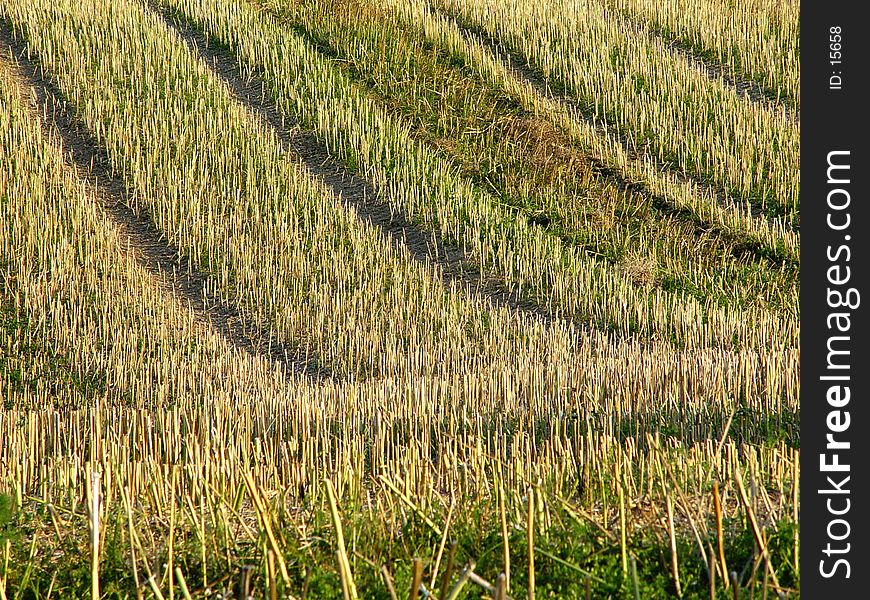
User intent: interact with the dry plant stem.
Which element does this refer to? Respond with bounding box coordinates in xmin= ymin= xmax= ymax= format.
xmin=792 ymin=460 xmax=799 ymax=579
xmin=730 ymin=571 xmax=740 ymax=600
xmin=174 ymin=567 xmax=194 ymax=600
xmin=734 ymin=470 xmax=781 ymax=590
xmin=498 ymin=483 xmax=510 ymax=591
xmin=120 ymin=485 xmax=144 ymax=597
xmin=243 ymin=473 xmax=291 ymax=585
xmin=410 ymin=558 xmax=423 ymax=600
xmin=493 ymin=573 xmax=506 ymax=600
xmin=445 ymin=562 xmax=476 ymax=600
xmin=666 ymin=493 xmax=682 ymax=597
xmin=381 ymin=566 xmax=399 ymax=600
xmin=439 ymin=541 xmax=458 ymax=600
xmin=527 ymin=488 xmax=535 ymax=600
xmin=378 ymin=476 xmax=442 ymax=536
xmin=430 ymin=501 xmax=455 ymax=589
xmin=89 ymin=468 xmax=101 ymax=600
xmin=147 ymin=575 xmax=167 ymax=600
xmin=168 ymin=469 xmax=176 ymax=600
xmin=707 ymin=407 xmax=737 ymax=482
xmin=468 ymin=571 xmax=497 ymax=593
xmin=0 ymin=541 xmax=6 ymax=600
xmin=713 ymin=482 xmax=729 ymax=585
xmin=618 ymin=482 xmax=628 ymax=575
xmin=325 ymin=479 xmax=359 ymax=600
xmin=267 ymin=550 xmax=278 ymax=600
xmin=708 ymin=542 xmax=717 ymax=600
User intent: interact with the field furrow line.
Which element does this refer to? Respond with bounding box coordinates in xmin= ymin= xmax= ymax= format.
xmin=597 ymin=0 xmax=799 ymax=109
xmin=159 ymin=0 xmax=798 ymax=350
xmin=0 ymin=22 xmax=336 ymax=383
xmin=599 ymin=6 xmax=798 ymax=120
xmin=387 ymin=0 xmax=799 ymax=263
xmin=149 ymin=5 xmax=566 ymax=327
xmin=253 ymin=0 xmax=799 ymax=316
xmin=429 ymin=2 xmax=797 ymax=237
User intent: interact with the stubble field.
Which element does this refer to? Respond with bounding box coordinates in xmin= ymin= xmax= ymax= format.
xmin=0 ymin=0 xmax=799 ymax=598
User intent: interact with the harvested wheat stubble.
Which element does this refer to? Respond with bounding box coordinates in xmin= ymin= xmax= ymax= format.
xmin=0 ymin=20 xmax=335 ymax=382
xmin=598 ymin=3 xmax=798 ymax=119
xmin=158 ymin=0 xmax=796 ymax=352
xmin=150 ymin=3 xmax=574 ymax=327
xmin=434 ymin=0 xmax=799 ymax=225
xmin=431 ymin=0 xmax=797 ymax=230
xmin=0 ymin=0 xmax=799 ymax=596
xmin=599 ymin=0 xmax=800 ymax=108
xmin=385 ymin=0 xmax=798 ymax=265
xmin=253 ymin=0 xmax=798 ymax=330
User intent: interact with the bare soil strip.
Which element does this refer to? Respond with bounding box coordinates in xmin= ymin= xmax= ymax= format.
xmin=268 ymin=5 xmax=795 ymax=273
xmin=149 ymin=6 xmax=595 ymax=331
xmin=429 ymin=4 xmax=798 ymax=237
xmin=0 ymin=22 xmax=337 ymax=383
xmin=601 ymin=6 xmax=799 ymax=120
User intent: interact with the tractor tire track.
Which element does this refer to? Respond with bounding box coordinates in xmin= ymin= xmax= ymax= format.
xmin=1 ymin=20 xmax=337 ymax=383
xmin=149 ymin=5 xmax=602 ymax=337
xmin=599 ymin=6 xmax=798 ymax=121
xmin=428 ymin=3 xmax=798 ymax=239
xmin=249 ymin=0 xmax=795 ymax=271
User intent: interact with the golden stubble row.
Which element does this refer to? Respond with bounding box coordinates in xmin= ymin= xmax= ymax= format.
xmin=2 ymin=0 xmax=796 ymax=497
xmin=362 ymin=0 xmax=799 ymax=262
xmin=435 ymin=0 xmax=799 ymax=222
xmin=259 ymin=0 xmax=797 ymax=315
xmin=157 ymin=0 xmax=797 ymax=349
xmin=0 ymin=2 xmax=798 ymax=590
xmin=601 ymin=0 xmax=799 ymax=104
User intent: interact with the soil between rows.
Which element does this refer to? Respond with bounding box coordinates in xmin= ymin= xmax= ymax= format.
xmin=1 ymin=19 xmax=337 ymax=383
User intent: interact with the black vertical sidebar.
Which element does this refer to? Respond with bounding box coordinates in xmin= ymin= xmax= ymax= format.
xmin=801 ymin=1 xmax=868 ymax=596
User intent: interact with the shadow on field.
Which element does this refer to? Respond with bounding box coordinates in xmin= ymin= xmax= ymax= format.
xmin=148 ymin=3 xmax=587 ymax=332
xmin=427 ymin=2 xmax=799 ymax=237
xmin=597 ymin=4 xmax=799 ymax=118
xmin=0 ymin=20 xmax=338 ymax=384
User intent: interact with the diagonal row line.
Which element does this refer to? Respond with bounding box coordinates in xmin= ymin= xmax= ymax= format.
xmin=148 ymin=5 xmax=598 ymax=335
xmin=428 ymin=3 xmax=799 ymax=240
xmin=1 ymin=20 xmax=337 ymax=384
xmin=599 ymin=6 xmax=799 ymax=121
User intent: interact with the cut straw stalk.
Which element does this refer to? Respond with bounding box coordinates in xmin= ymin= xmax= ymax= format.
xmin=174 ymin=567 xmax=194 ymax=600
xmin=734 ymin=470 xmax=781 ymax=590
xmin=713 ymin=482 xmax=728 ymax=586
xmin=439 ymin=540 xmax=458 ymax=600
xmin=527 ymin=488 xmax=535 ymax=600
xmin=381 ymin=565 xmax=399 ymax=600
xmin=498 ymin=483 xmax=510 ymax=591
xmin=618 ymin=482 xmax=628 ymax=576
xmin=445 ymin=562 xmax=476 ymax=600
xmin=88 ymin=468 xmax=101 ymax=600
xmin=666 ymin=493 xmax=682 ymax=597
xmin=410 ymin=558 xmax=423 ymax=600
xmin=242 ymin=472 xmax=291 ymax=585
xmin=430 ymin=500 xmax=455 ymax=589
xmin=325 ymin=479 xmax=359 ymax=600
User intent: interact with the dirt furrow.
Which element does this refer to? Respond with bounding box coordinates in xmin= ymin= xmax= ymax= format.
xmin=1 ymin=21 xmax=337 ymax=383
xmin=429 ymin=3 xmax=798 ymax=239
xmin=600 ymin=6 xmax=799 ymax=120
xmin=150 ymin=6 xmax=594 ymax=333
